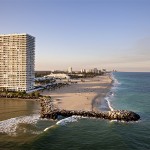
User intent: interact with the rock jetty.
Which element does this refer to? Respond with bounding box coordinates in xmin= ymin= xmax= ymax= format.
xmin=40 ymin=98 xmax=140 ymax=122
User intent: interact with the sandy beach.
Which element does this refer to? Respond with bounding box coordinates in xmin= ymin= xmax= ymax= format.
xmin=41 ymin=75 xmax=112 ymax=112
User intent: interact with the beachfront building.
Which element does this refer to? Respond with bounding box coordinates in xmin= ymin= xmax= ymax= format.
xmin=46 ymin=73 xmax=70 ymax=79
xmin=0 ymin=33 xmax=35 ymax=91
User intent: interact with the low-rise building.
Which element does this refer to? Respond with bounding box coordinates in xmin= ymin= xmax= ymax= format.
xmin=46 ymin=73 xmax=70 ymax=79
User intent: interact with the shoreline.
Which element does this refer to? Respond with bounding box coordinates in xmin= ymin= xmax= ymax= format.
xmin=0 ymin=74 xmax=113 ymax=113
xmin=92 ymin=74 xmax=113 ymax=112
xmin=41 ymin=74 xmax=113 ymax=112
xmin=0 ymin=97 xmax=39 ymax=101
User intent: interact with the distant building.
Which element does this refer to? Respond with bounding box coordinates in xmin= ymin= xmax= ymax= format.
xmin=0 ymin=33 xmax=35 ymax=91
xmin=85 ymin=68 xmax=100 ymax=74
xmin=68 ymin=67 xmax=72 ymax=73
xmin=86 ymin=69 xmax=92 ymax=73
xmin=81 ymin=69 xmax=86 ymax=73
xmin=46 ymin=73 xmax=70 ymax=79
xmin=92 ymin=68 xmax=98 ymax=74
xmin=102 ymin=69 xmax=106 ymax=72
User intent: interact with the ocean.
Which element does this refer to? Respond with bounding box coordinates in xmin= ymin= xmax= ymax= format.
xmin=0 ymin=72 xmax=150 ymax=150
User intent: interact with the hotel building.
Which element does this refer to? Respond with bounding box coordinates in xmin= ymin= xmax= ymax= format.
xmin=0 ymin=33 xmax=35 ymax=91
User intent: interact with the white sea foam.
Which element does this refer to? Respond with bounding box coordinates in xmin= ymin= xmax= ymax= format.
xmin=104 ymin=73 xmax=120 ymax=111
xmin=56 ymin=115 xmax=82 ymax=126
xmin=105 ymin=97 xmax=114 ymax=111
xmin=110 ymin=120 xmax=137 ymax=123
xmin=0 ymin=114 xmax=40 ymax=136
xmin=43 ymin=116 xmax=83 ymax=131
xmin=104 ymin=91 xmax=115 ymax=111
xmin=44 ymin=125 xmax=56 ymax=131
xmin=111 ymin=73 xmax=121 ymax=87
xmin=43 ymin=116 xmax=89 ymax=131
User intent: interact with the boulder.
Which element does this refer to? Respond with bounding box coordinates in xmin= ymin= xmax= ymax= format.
xmin=40 ymin=98 xmax=140 ymax=122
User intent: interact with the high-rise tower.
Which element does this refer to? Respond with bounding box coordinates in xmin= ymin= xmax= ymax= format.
xmin=68 ymin=67 xmax=72 ymax=73
xmin=0 ymin=33 xmax=35 ymax=91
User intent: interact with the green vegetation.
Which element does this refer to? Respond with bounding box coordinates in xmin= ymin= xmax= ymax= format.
xmin=35 ymin=71 xmax=52 ymax=77
xmin=35 ymin=78 xmax=55 ymax=85
xmin=0 ymin=88 xmax=42 ymax=99
xmin=69 ymin=72 xmax=104 ymax=79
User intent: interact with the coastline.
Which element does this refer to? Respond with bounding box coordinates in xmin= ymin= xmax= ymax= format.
xmin=0 ymin=97 xmax=39 ymax=101
xmin=41 ymin=74 xmax=113 ymax=112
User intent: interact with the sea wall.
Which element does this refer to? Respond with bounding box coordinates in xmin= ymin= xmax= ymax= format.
xmin=40 ymin=98 xmax=140 ymax=122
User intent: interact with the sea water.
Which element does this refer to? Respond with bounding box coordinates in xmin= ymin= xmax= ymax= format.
xmin=0 ymin=72 xmax=150 ymax=150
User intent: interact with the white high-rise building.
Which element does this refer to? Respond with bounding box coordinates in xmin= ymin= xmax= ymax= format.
xmin=0 ymin=33 xmax=35 ymax=91
xmin=68 ymin=67 xmax=72 ymax=73
xmin=81 ymin=69 xmax=86 ymax=73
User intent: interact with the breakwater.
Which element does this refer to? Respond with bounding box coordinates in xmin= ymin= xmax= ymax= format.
xmin=40 ymin=98 xmax=140 ymax=122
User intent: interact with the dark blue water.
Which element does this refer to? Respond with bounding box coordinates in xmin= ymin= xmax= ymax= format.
xmin=0 ymin=72 xmax=150 ymax=150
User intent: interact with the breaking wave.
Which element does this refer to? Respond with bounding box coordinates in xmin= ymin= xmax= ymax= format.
xmin=104 ymin=73 xmax=120 ymax=111
xmin=0 ymin=114 xmax=40 ymax=136
xmin=111 ymin=73 xmax=121 ymax=87
xmin=105 ymin=97 xmax=114 ymax=111
xmin=56 ymin=115 xmax=82 ymax=126
xmin=43 ymin=116 xmax=83 ymax=132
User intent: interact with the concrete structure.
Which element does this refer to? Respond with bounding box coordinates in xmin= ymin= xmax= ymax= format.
xmin=0 ymin=33 xmax=35 ymax=91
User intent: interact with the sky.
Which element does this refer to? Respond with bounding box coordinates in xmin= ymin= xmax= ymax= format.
xmin=0 ymin=0 xmax=150 ymax=72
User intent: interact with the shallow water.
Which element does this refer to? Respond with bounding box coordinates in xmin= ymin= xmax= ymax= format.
xmin=0 ymin=99 xmax=39 ymax=121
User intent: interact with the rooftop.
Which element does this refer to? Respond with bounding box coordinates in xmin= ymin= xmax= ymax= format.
xmin=0 ymin=33 xmax=34 ymax=38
